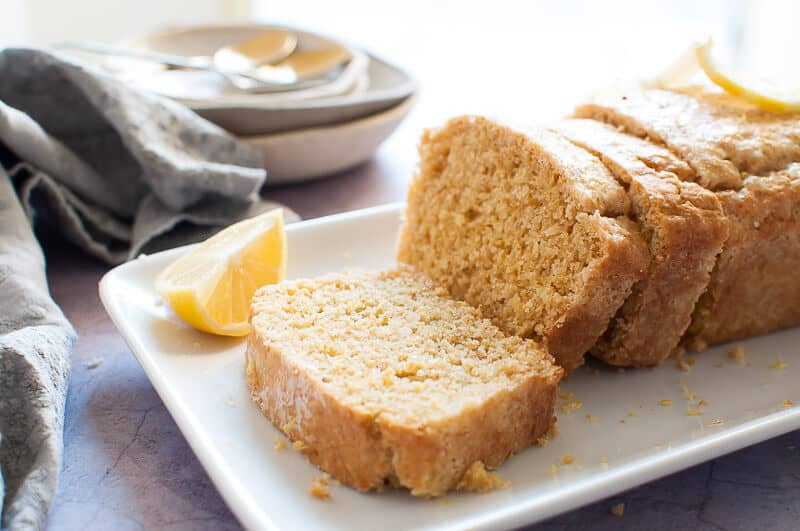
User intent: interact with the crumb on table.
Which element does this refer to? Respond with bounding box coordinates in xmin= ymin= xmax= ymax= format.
xmin=610 ymin=502 xmax=625 ymax=517
xmin=456 ymin=461 xmax=510 ymax=493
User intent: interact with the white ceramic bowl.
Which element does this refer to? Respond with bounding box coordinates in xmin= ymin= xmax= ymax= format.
xmin=244 ymin=95 xmax=414 ymax=185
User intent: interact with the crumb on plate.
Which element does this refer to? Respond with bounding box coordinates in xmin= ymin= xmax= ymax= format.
xmin=659 ymin=400 xmax=673 ymax=406
xmin=771 ymin=357 xmax=788 ymax=370
xmin=274 ymin=435 xmax=287 ymax=451
xmin=784 ymin=399 xmax=794 ymax=408
xmin=560 ymin=399 xmax=583 ymax=414
xmin=681 ymin=384 xmax=696 ymax=400
xmin=309 ymin=474 xmax=331 ymax=500
xmin=456 ymin=461 xmax=510 ymax=493
xmin=728 ymin=345 xmax=746 ymax=365
xmin=86 ymin=357 xmax=104 ymax=369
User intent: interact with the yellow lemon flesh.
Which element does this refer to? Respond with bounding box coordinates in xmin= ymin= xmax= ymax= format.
xmin=695 ymin=39 xmax=800 ymax=114
xmin=155 ymin=209 xmax=286 ymax=336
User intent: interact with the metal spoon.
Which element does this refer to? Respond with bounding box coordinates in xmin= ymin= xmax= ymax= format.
xmin=55 ymin=30 xmax=303 ymax=88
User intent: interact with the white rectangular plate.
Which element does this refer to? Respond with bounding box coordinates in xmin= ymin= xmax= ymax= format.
xmin=100 ymin=203 xmax=800 ymax=531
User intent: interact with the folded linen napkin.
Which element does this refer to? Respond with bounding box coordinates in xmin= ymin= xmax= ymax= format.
xmin=0 ymin=47 xmax=296 ymax=529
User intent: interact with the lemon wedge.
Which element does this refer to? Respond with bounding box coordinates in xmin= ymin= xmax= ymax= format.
xmin=695 ymin=39 xmax=800 ymax=113
xmin=155 ymin=209 xmax=286 ymax=336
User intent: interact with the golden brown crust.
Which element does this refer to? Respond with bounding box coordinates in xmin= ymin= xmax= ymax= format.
xmin=245 ymin=268 xmax=561 ymax=497
xmin=685 ymin=166 xmax=800 ymax=347
xmin=575 ymin=87 xmax=800 ymax=191
xmin=552 ymin=119 xmax=728 ymax=366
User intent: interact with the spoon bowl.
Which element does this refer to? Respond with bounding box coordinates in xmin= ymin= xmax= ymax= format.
xmin=212 ymin=30 xmax=297 ymax=73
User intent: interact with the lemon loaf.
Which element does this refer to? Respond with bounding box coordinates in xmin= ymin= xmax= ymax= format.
xmin=245 ymin=266 xmax=562 ymax=497
xmin=576 ymin=87 xmax=800 ymax=349
xmin=397 ymin=116 xmax=649 ymax=371
xmin=551 ymin=119 xmax=728 ymax=366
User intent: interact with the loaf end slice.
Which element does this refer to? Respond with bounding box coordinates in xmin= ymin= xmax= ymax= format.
xmin=685 ymin=165 xmax=800 ymax=348
xmin=246 ymin=266 xmax=562 ymax=497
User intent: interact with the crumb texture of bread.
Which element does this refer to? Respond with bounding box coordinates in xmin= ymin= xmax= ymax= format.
xmin=246 ymin=266 xmax=562 ymax=497
xmin=397 ymin=116 xmax=649 ymax=371
xmin=552 ymin=119 xmax=728 ymax=366
xmin=575 ymin=86 xmax=800 ymax=190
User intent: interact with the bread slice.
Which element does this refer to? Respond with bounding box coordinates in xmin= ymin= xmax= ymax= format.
xmin=551 ymin=119 xmax=728 ymax=366
xmin=685 ymin=164 xmax=800 ymax=348
xmin=245 ymin=266 xmax=562 ymax=497
xmin=397 ymin=116 xmax=649 ymax=371
xmin=575 ymin=86 xmax=800 ymax=190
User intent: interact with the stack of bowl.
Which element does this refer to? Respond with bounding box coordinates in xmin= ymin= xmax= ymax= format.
xmin=94 ymin=24 xmax=417 ymax=185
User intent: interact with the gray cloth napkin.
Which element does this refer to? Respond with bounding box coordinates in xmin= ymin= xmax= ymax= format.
xmin=0 ymin=170 xmax=75 ymax=531
xmin=0 ymin=47 xmax=297 ymax=529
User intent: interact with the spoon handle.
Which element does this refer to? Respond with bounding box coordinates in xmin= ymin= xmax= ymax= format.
xmin=54 ymin=42 xmax=212 ymax=70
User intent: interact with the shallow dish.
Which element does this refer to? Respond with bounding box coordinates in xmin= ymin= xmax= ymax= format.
xmin=244 ymin=96 xmax=413 ymax=185
xmin=109 ymin=24 xmax=417 ymax=135
xmin=100 ymin=203 xmax=800 ymax=531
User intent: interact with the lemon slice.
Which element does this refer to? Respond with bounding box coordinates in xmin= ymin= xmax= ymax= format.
xmin=156 ymin=209 xmax=286 ymax=336
xmin=696 ymin=39 xmax=800 ymax=113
